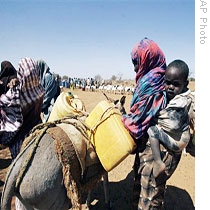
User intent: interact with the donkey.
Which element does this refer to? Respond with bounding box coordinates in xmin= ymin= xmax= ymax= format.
xmin=1 ymin=96 xmax=127 ymax=210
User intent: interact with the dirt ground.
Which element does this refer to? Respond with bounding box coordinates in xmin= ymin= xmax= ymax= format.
xmin=0 ymin=83 xmax=195 ymax=210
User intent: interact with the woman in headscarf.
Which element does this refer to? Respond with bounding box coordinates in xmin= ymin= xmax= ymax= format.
xmin=122 ymin=38 xmax=184 ymax=210
xmin=122 ymin=37 xmax=167 ymax=145
xmin=0 ymin=61 xmax=18 ymax=95
xmin=36 ymin=59 xmax=60 ymax=122
xmin=0 ymin=58 xmax=45 ymax=159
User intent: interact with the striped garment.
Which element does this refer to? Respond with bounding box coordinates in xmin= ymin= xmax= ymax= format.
xmin=132 ymin=144 xmax=182 ymax=210
xmin=17 ymin=58 xmax=45 ymax=115
xmin=122 ymin=38 xmax=167 ymax=141
xmin=2 ymin=58 xmax=45 ymax=159
xmin=0 ymin=86 xmax=23 ymax=144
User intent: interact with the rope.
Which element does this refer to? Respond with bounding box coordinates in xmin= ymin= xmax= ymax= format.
xmin=86 ymin=105 xmax=122 ymax=141
xmin=14 ymin=113 xmax=89 ymax=192
xmin=14 ymin=108 xmax=118 ymax=192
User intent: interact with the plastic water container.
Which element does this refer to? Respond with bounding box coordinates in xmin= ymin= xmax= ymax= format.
xmin=48 ymin=92 xmax=86 ymax=122
xmin=85 ymin=100 xmax=136 ymax=172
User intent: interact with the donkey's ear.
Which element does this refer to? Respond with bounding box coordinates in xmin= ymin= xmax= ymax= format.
xmin=103 ymin=92 xmax=115 ymax=103
xmin=114 ymin=99 xmax=119 ymax=105
xmin=120 ymin=96 xmax=126 ymax=106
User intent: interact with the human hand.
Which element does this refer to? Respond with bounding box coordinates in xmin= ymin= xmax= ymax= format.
xmin=7 ymin=78 xmax=20 ymax=88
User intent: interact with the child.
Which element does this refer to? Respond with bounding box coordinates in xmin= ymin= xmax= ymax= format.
xmin=147 ymin=59 xmax=193 ymax=178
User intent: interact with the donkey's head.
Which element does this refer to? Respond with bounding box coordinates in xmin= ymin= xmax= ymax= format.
xmin=103 ymin=93 xmax=126 ymax=115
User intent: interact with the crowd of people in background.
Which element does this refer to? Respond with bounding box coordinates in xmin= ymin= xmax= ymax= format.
xmin=60 ymin=77 xmax=135 ymax=95
xmin=60 ymin=77 xmax=105 ymax=90
xmin=60 ymin=77 xmax=99 ymax=90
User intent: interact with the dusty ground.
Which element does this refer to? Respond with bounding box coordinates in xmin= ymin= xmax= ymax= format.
xmin=0 ymin=83 xmax=195 ymax=210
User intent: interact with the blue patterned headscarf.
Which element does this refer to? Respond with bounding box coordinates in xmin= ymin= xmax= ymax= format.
xmin=122 ymin=38 xmax=167 ymax=140
xmin=36 ymin=59 xmax=58 ymax=112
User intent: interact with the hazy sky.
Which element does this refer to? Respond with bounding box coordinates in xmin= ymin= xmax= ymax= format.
xmin=0 ymin=0 xmax=195 ymax=80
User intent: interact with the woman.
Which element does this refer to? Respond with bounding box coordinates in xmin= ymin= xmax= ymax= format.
xmin=0 ymin=61 xmax=23 ymax=152
xmin=122 ymin=37 xmax=181 ymax=210
xmin=0 ymin=58 xmax=45 ymax=159
xmin=15 ymin=58 xmax=45 ymax=157
xmin=0 ymin=61 xmax=18 ymax=95
xmin=122 ymin=37 xmax=167 ymax=147
xmin=36 ymin=59 xmax=60 ymax=122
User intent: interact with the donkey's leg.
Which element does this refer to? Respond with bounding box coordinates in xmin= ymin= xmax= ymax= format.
xmin=86 ymin=190 xmax=91 ymax=210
